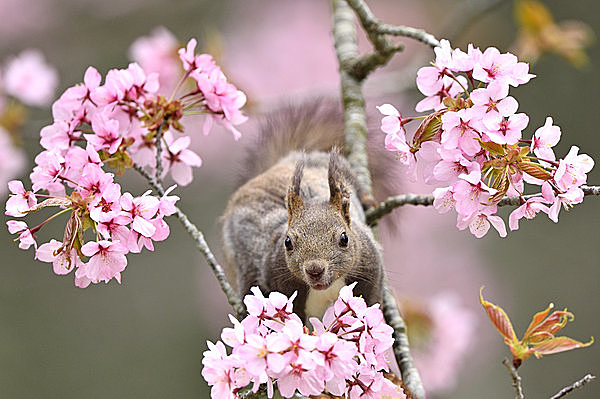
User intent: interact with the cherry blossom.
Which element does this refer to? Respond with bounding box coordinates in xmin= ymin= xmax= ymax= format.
xmin=509 ymin=197 xmax=551 ymax=231
xmin=531 ymin=117 xmax=561 ymax=162
xmin=5 ymin=33 xmax=247 ymax=288
xmin=5 ymin=180 xmax=37 ymax=217
xmin=129 ymin=27 xmax=180 ymax=95
xmin=78 ymin=240 xmax=128 ymax=285
xmin=36 ymin=239 xmax=84 ymax=275
xmin=7 ymin=220 xmax=36 ymax=250
xmin=161 ymin=131 xmax=203 ymax=186
xmin=201 ymin=284 xmax=402 ymax=399
xmin=3 ymin=49 xmax=58 ymax=107
xmin=379 ymin=39 xmax=594 ymax=237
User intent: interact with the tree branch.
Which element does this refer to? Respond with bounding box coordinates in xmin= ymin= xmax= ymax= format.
xmin=133 ymin=163 xmax=246 ymax=320
xmin=549 ymin=374 xmax=596 ymax=399
xmin=332 ymin=1 xmax=425 ymax=398
xmin=503 ymin=358 xmax=525 ymax=399
xmin=381 ymin=284 xmax=422 ymax=399
xmin=332 ymin=0 xmax=373 ymax=198
xmin=346 ymin=0 xmax=440 ymax=49
xmin=365 ymin=185 xmax=600 ymax=226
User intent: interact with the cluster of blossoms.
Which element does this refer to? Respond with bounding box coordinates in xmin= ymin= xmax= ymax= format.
xmin=0 ymin=49 xmax=58 ymax=196
xmin=378 ymin=39 xmax=594 ymax=238
xmin=5 ymin=37 xmax=247 ymax=287
xmin=202 ymin=283 xmax=402 ymax=399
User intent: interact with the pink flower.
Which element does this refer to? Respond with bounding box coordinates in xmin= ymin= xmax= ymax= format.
xmin=52 ymin=66 xmax=101 ymax=124
xmin=7 ymin=220 xmax=37 ymax=250
xmin=433 ymin=148 xmax=478 ymax=183
xmin=193 ymin=67 xmax=248 ymax=140
xmin=451 ymin=43 xmax=482 ymax=72
xmin=85 ymin=110 xmax=123 ymax=155
xmin=453 ymin=166 xmax=495 ymax=220
xmin=128 ymin=27 xmax=180 ymax=95
xmin=5 ymin=180 xmax=37 ymax=217
xmin=30 ymin=150 xmax=67 ymax=196
xmin=377 ymin=104 xmax=410 ymax=153
xmin=77 ymin=240 xmax=128 ymax=285
xmin=508 ymin=197 xmax=550 ymax=231
xmin=120 ymin=192 xmax=160 ymax=238
xmin=457 ymin=205 xmax=507 ymax=238
xmin=410 ymin=293 xmax=477 ymax=393
xmin=531 ymin=117 xmax=561 ymax=162
xmin=472 ymin=47 xmax=534 ymax=89
xmin=89 ymin=182 xmax=122 ymax=222
xmin=91 ymin=63 xmax=156 ymax=106
xmin=234 ymin=333 xmax=270 ymax=378
xmin=202 ymin=340 xmax=250 ymax=399
xmin=553 ymin=146 xmax=594 ymax=191
xmin=161 ymin=131 xmax=203 ymax=186
xmin=178 ymin=38 xmax=200 ymax=71
xmin=415 ymin=75 xmax=467 ymax=112
xmin=483 ymin=113 xmax=529 ymax=145
xmin=0 ymin=127 xmax=27 ymax=198
xmin=470 ymin=82 xmax=518 ymax=125
xmin=542 ymin=182 xmax=584 ymax=223
xmin=35 ymin=239 xmax=84 ymax=275
xmin=157 ymin=185 xmax=179 ymax=218
xmin=40 ymin=120 xmax=80 ymax=153
xmin=433 ymin=39 xmax=455 ymax=70
xmin=433 ymin=186 xmax=455 ymax=214
xmin=77 ymin=164 xmax=114 ymax=202
xmin=314 ymin=332 xmax=358 ymax=395
xmin=441 ymin=108 xmax=481 ymax=156
xmin=3 ymin=49 xmax=58 ymax=107
xmin=96 ymin=213 xmax=130 ymax=241
xmin=415 ymin=65 xmax=446 ymax=97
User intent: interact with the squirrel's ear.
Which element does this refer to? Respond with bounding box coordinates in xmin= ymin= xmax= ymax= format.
xmin=287 ymin=160 xmax=304 ymax=221
xmin=328 ymin=152 xmax=351 ymax=225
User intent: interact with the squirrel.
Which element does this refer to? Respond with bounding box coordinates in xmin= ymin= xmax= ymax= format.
xmin=220 ymin=102 xmax=387 ymax=322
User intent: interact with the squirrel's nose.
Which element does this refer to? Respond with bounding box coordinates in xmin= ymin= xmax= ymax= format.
xmin=305 ymin=264 xmax=325 ymax=279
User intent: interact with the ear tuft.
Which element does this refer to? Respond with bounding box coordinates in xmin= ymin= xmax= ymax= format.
xmin=328 ymin=150 xmax=351 ymax=225
xmin=286 ymin=159 xmax=305 ymax=221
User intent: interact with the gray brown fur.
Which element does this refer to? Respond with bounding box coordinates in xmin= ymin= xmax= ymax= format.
xmin=221 ymin=151 xmax=383 ymax=321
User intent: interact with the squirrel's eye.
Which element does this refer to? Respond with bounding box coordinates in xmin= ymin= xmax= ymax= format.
xmin=339 ymin=232 xmax=348 ymax=247
xmin=284 ymin=236 xmax=293 ymax=251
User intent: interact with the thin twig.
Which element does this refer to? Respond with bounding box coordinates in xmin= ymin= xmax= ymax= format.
xmin=549 ymin=374 xmax=595 ymax=399
xmin=345 ymin=0 xmax=440 ymax=49
xmin=365 ymin=186 xmax=600 ymax=226
xmin=154 ymin=120 xmax=167 ymax=183
xmin=503 ymin=358 xmax=525 ymax=399
xmin=374 ymin=25 xmax=440 ymax=48
xmin=344 ymin=0 xmax=406 ymax=80
xmin=133 ymin=162 xmax=245 ymax=320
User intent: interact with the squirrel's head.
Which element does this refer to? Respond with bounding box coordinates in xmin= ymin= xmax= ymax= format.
xmin=284 ymin=154 xmax=358 ymax=290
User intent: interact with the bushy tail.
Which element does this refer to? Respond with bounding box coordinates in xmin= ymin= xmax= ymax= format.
xmin=237 ymin=99 xmax=400 ymax=205
xmin=237 ymin=100 xmax=345 ymax=185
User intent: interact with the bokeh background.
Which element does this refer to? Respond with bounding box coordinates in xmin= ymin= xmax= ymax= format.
xmin=0 ymin=0 xmax=598 ymax=398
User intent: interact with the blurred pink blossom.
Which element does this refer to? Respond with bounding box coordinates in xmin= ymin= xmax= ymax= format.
xmin=3 ymin=49 xmax=58 ymax=107
xmin=406 ymin=292 xmax=477 ymax=393
xmin=0 ymin=128 xmax=27 ymax=198
xmin=129 ymin=26 xmax=181 ymax=96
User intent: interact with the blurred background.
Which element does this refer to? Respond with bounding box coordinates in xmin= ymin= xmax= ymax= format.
xmin=0 ymin=0 xmax=598 ymax=398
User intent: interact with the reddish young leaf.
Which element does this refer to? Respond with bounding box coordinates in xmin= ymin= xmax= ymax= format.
xmin=522 ymin=302 xmax=555 ymax=340
xmin=480 ymin=288 xmax=518 ymax=344
xmin=523 ymin=308 xmax=573 ymax=343
xmin=532 ymin=336 xmax=594 ymax=357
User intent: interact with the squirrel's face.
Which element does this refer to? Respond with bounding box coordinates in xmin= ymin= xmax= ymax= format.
xmin=284 ymin=203 xmax=358 ymax=290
